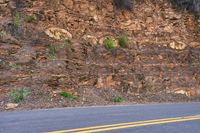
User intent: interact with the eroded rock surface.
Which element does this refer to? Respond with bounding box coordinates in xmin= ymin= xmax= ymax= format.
xmin=0 ymin=0 xmax=199 ymax=111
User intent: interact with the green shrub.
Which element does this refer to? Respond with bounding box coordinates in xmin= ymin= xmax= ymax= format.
xmin=104 ymin=38 xmax=115 ymax=49
xmin=59 ymin=91 xmax=76 ymax=100
xmin=112 ymin=96 xmax=123 ymax=103
xmin=118 ymin=35 xmax=128 ymax=48
xmin=25 ymin=15 xmax=36 ymax=23
xmin=10 ymin=88 xmax=30 ymax=103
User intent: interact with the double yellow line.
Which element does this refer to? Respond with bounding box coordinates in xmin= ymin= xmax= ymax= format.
xmin=47 ymin=115 xmax=200 ymax=133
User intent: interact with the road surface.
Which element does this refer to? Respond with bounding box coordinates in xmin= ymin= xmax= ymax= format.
xmin=0 ymin=103 xmax=200 ymax=133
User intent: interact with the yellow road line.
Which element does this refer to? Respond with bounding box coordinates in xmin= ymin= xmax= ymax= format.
xmin=75 ymin=116 xmax=200 ymax=133
xmin=47 ymin=115 xmax=200 ymax=133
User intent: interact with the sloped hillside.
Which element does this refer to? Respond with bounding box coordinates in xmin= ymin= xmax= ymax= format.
xmin=0 ymin=0 xmax=200 ymax=111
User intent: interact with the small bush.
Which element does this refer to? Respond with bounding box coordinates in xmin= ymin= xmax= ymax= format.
xmin=118 ymin=35 xmax=128 ymax=48
xmin=25 ymin=15 xmax=36 ymax=23
xmin=9 ymin=88 xmax=30 ymax=103
xmin=112 ymin=96 xmax=123 ymax=103
xmin=59 ymin=91 xmax=76 ymax=100
xmin=104 ymin=38 xmax=115 ymax=49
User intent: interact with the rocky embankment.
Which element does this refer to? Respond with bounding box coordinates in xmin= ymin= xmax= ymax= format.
xmin=0 ymin=0 xmax=200 ymax=111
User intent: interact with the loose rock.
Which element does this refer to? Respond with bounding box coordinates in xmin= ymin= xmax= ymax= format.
xmin=6 ymin=103 xmax=19 ymax=110
xmin=45 ymin=27 xmax=72 ymax=40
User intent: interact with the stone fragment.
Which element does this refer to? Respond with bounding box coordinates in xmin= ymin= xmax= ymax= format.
xmin=5 ymin=103 xmax=19 ymax=110
xmin=174 ymin=88 xmax=200 ymax=97
xmin=82 ymin=35 xmax=98 ymax=45
xmin=190 ymin=42 xmax=200 ymax=47
xmin=45 ymin=27 xmax=72 ymax=40
xmin=169 ymin=41 xmax=187 ymax=50
xmin=174 ymin=89 xmax=187 ymax=95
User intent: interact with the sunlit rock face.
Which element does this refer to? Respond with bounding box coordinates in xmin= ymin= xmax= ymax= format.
xmin=171 ymin=0 xmax=200 ymax=14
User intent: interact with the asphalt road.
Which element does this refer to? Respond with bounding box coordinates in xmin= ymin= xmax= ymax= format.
xmin=0 ymin=103 xmax=200 ymax=133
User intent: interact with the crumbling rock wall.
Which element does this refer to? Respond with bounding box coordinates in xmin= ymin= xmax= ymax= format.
xmin=0 ymin=0 xmax=200 ymax=110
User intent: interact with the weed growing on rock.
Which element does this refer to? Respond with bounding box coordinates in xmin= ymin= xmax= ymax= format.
xmin=59 ymin=91 xmax=76 ymax=100
xmin=104 ymin=38 xmax=115 ymax=49
xmin=118 ymin=35 xmax=128 ymax=48
xmin=9 ymin=88 xmax=30 ymax=103
xmin=112 ymin=96 xmax=123 ymax=102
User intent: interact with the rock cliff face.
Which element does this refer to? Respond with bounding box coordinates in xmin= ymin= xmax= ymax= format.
xmin=1 ymin=0 xmax=200 ymax=45
xmin=0 ymin=0 xmax=200 ymax=110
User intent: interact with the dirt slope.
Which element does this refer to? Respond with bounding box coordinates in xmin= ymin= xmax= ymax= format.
xmin=0 ymin=0 xmax=200 ymax=111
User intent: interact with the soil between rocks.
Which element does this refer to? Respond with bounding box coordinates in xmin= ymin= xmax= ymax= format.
xmin=0 ymin=0 xmax=200 ymax=111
